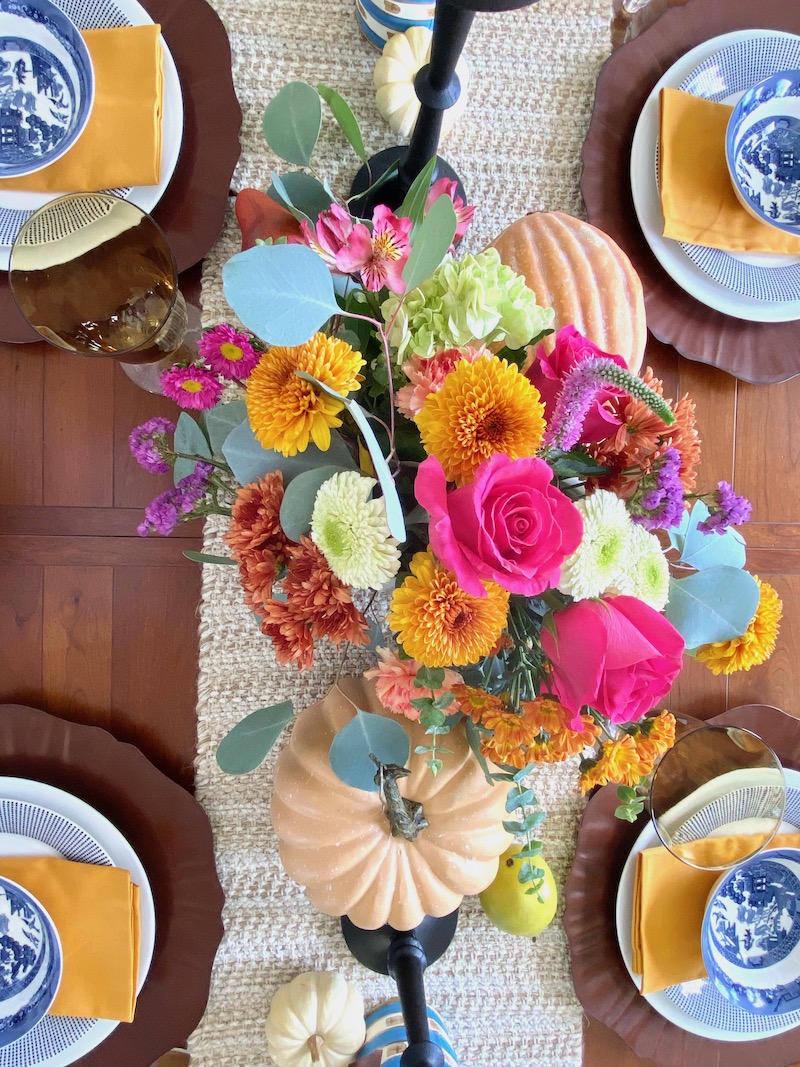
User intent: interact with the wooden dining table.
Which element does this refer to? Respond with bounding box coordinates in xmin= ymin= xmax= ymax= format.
xmin=1 ymin=1 xmax=799 ymax=1065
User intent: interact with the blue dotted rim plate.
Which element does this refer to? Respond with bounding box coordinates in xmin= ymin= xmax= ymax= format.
xmin=616 ymin=769 xmax=800 ymax=1041
xmin=676 ymin=33 xmax=800 ymax=302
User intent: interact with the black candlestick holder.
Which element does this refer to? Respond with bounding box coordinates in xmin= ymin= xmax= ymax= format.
xmin=342 ymin=910 xmax=459 ymax=1067
xmin=350 ymin=0 xmax=539 ymax=216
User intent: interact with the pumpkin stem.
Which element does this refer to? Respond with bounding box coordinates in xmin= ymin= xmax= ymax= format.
xmin=370 ymin=754 xmax=429 ymax=841
xmin=307 ymin=1034 xmax=322 ymax=1062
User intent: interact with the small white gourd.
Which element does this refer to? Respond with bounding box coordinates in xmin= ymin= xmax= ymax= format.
xmin=374 ymin=26 xmax=469 ymax=139
xmin=265 ymin=971 xmax=366 ymax=1067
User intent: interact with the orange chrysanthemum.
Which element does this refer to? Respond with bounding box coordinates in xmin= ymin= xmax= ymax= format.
xmin=259 ymin=601 xmax=315 ymax=670
xmin=589 ymin=368 xmax=701 ymax=498
xmin=695 ymin=577 xmax=782 ymax=675
xmin=415 ymin=358 xmax=546 ymax=485
xmin=479 ymin=707 xmax=539 ymax=770
xmin=224 ymin=472 xmax=291 ymax=561
xmin=451 ymin=684 xmax=507 ymax=724
xmin=245 ymin=332 xmax=364 ymax=456
xmin=631 ymin=710 xmax=677 ymax=768
xmin=283 ymin=536 xmax=369 ymax=647
xmin=578 ymin=735 xmax=645 ymax=794
xmin=388 ymin=549 xmax=509 ymax=667
xmin=238 ymin=548 xmax=280 ymax=611
xmin=522 ymin=696 xmax=600 ymax=763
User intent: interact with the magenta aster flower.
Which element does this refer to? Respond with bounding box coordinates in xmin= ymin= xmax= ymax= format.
xmin=160 ymin=364 xmax=223 ymax=410
xmin=336 ymin=205 xmax=412 ymax=293
xmin=299 ymin=203 xmax=355 ymax=269
xmin=197 ymin=324 xmax=260 ymax=380
xmin=425 ymin=177 xmax=475 ymax=242
xmin=129 ymin=416 xmax=176 ymax=474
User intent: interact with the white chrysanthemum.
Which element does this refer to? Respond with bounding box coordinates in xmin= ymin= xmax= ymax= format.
xmin=311 ymin=471 xmax=401 ymax=590
xmin=557 ymin=490 xmax=632 ymax=601
xmin=610 ymin=522 xmax=670 ymax=610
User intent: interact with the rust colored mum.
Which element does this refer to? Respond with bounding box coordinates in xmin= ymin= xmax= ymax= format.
xmin=589 ymin=368 xmax=701 ymax=498
xmin=224 ymin=472 xmax=291 ymax=561
xmin=259 ymin=601 xmax=315 ymax=670
xmin=283 ymin=536 xmax=369 ymax=647
xmin=238 ymin=549 xmax=280 ymax=611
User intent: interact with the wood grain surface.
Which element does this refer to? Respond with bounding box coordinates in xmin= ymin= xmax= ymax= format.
xmin=1 ymin=2 xmax=799 ymax=1064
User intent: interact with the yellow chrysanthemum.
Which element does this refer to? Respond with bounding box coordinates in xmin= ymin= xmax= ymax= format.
xmin=695 ymin=577 xmax=782 ymax=675
xmin=522 ymin=697 xmax=600 ymax=763
xmin=631 ymin=710 xmax=677 ymax=769
xmin=452 ymin=684 xmax=507 ymax=724
xmin=245 ymin=332 xmax=364 ymax=456
xmin=415 ymin=358 xmax=546 ymax=485
xmin=578 ymin=735 xmax=644 ymax=794
xmin=388 ymin=549 xmax=509 ymax=667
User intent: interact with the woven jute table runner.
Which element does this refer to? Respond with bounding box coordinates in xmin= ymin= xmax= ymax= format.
xmin=191 ymin=2 xmax=612 ymax=1063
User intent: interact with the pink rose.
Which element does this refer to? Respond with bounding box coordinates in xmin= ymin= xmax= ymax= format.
xmin=525 ymin=325 xmax=627 ymax=444
xmin=415 ymin=453 xmax=583 ymax=598
xmin=541 ymin=595 xmax=684 ymax=728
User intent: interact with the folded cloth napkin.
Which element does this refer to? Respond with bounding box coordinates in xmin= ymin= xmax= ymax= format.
xmin=0 ymin=856 xmax=140 ymax=1022
xmin=632 ymin=832 xmax=800 ymax=995
xmin=658 ymin=86 xmax=800 ymax=255
xmin=0 ymin=24 xmax=163 ymax=193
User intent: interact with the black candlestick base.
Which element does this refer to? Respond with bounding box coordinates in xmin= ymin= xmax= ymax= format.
xmin=341 ymin=910 xmax=458 ymax=975
xmin=349 ymin=146 xmax=466 ymax=218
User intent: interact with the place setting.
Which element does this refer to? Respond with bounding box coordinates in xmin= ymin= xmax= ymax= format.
xmin=582 ymin=0 xmax=800 ymax=383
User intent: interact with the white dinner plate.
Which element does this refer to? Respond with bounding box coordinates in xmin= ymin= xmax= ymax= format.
xmin=0 ymin=0 xmax=184 ymax=270
xmin=629 ymin=29 xmax=800 ymax=323
xmin=615 ymin=767 xmax=800 ymax=1042
xmin=0 ymin=778 xmax=156 ymax=1067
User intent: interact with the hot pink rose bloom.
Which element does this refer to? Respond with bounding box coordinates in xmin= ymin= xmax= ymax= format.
xmin=525 ymin=325 xmax=627 ymax=444
xmin=415 ymin=453 xmax=583 ymax=598
xmin=540 ymin=595 xmax=684 ymax=728
xmin=364 ymin=648 xmax=462 ymax=720
xmin=396 ymin=345 xmax=489 ymax=419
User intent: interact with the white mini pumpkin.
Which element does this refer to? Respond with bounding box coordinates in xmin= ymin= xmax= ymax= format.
xmin=374 ymin=26 xmax=469 ymax=139
xmin=265 ymin=971 xmax=366 ymax=1067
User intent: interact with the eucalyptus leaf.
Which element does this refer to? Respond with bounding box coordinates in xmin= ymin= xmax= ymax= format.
xmin=262 ymin=81 xmax=321 ymax=165
xmin=267 ymin=170 xmax=333 ymax=223
xmin=173 ymin=412 xmax=212 ymax=483
xmin=295 ymin=371 xmax=406 ymax=542
xmin=401 ymin=194 xmax=457 ymax=292
xmin=506 ymin=789 xmax=536 ymax=813
xmin=397 ymin=156 xmax=438 ymax=232
xmin=183 ymin=551 xmax=238 ymax=566
xmin=223 ymin=244 xmax=340 ymax=347
xmin=221 ymin=420 xmax=356 ymax=487
xmin=279 ymin=465 xmax=349 ymax=541
xmin=329 ymin=711 xmax=411 ymax=792
xmin=317 ymin=84 xmax=367 ymax=161
xmin=216 ymin=700 xmax=294 ymax=774
xmin=203 ymin=400 xmax=248 ymax=456
xmin=668 ymin=504 xmax=691 ymax=555
xmin=664 ymin=567 xmax=760 ymax=648
xmin=680 ymin=500 xmax=746 ymax=571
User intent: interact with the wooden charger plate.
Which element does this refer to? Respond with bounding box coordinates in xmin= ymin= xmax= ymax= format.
xmin=582 ymin=0 xmax=800 ymax=384
xmin=0 ymin=704 xmax=224 ymax=1067
xmin=564 ymin=704 xmax=800 ymax=1067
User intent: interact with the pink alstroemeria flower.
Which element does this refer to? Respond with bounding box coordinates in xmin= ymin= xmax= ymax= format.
xmin=425 ymin=177 xmax=475 ymax=242
xmin=299 ymin=203 xmax=354 ymax=269
xmin=336 ymin=205 xmax=412 ymax=294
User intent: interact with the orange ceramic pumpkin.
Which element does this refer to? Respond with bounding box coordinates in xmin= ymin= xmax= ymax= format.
xmin=489 ymin=211 xmax=646 ymax=374
xmin=271 ymin=676 xmax=510 ymax=931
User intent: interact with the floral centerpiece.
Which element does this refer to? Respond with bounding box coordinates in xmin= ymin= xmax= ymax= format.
xmin=130 ymin=82 xmax=781 ymax=913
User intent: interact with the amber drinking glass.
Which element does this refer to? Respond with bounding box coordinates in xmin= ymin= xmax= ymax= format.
xmin=649 ymin=724 xmax=787 ymax=870
xmin=9 ymin=191 xmax=193 ymax=381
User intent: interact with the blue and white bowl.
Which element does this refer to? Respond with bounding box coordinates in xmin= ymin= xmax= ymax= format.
xmin=0 ymin=876 xmax=61 ymax=1048
xmin=0 ymin=0 xmax=94 ymax=177
xmin=702 ymin=847 xmax=800 ymax=1016
xmin=725 ymin=69 xmax=800 ymax=238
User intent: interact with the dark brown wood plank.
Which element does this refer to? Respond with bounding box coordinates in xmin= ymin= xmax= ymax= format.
xmin=0 ymin=535 xmax=202 ymax=566
xmin=0 ymin=564 xmax=43 ymax=705
xmin=0 ymin=346 xmax=44 ymax=506
xmin=0 ymin=506 xmax=202 ymax=538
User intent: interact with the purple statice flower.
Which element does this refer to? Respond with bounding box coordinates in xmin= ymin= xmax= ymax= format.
xmin=197 ymin=324 xmax=261 ymax=381
xmin=544 ymin=357 xmax=675 ymax=452
xmin=697 ymin=481 xmax=752 ymax=535
xmin=632 ymin=448 xmax=685 ymax=530
xmin=129 ymin=416 xmax=176 ymax=474
xmin=138 ymin=463 xmax=214 ymax=536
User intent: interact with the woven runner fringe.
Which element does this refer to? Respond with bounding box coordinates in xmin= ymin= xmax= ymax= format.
xmin=192 ymin=2 xmax=612 ymax=1064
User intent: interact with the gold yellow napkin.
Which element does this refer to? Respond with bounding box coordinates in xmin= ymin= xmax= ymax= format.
xmin=0 ymin=856 xmax=140 ymax=1022
xmin=632 ymin=832 xmax=800 ymax=995
xmin=658 ymin=86 xmax=800 ymax=255
xmin=0 ymin=24 xmax=163 ymax=193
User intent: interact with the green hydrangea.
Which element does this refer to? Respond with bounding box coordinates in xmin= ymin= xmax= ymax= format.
xmin=381 ymin=248 xmax=554 ymax=363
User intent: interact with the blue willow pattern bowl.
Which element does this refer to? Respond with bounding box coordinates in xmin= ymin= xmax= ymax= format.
xmin=0 ymin=0 xmax=94 ymax=177
xmin=0 ymin=876 xmax=62 ymax=1048
xmin=702 ymin=847 xmax=800 ymax=1016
